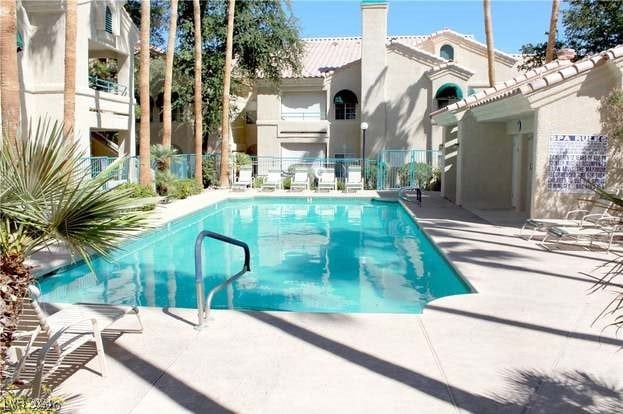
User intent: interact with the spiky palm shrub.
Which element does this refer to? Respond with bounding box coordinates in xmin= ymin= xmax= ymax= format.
xmin=0 ymin=121 xmax=149 ymax=382
xmin=151 ymin=144 xmax=178 ymax=195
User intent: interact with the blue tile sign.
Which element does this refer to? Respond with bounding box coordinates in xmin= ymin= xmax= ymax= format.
xmin=547 ymin=134 xmax=608 ymax=193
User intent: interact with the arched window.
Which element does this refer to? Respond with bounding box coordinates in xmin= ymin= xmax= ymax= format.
xmin=440 ymin=44 xmax=454 ymax=61
xmin=435 ymin=83 xmax=463 ymax=109
xmin=334 ymin=90 xmax=358 ymax=120
xmin=105 ymin=6 xmax=113 ymax=34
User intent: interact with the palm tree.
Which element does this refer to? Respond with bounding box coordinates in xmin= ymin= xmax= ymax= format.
xmin=193 ymin=0 xmax=203 ymax=186
xmin=545 ymin=0 xmax=560 ymax=63
xmin=0 ymin=120 xmax=149 ymax=381
xmin=162 ymin=0 xmax=178 ymax=148
xmin=0 ymin=0 xmax=20 ymax=144
xmin=63 ymin=0 xmax=77 ymax=138
xmin=219 ymin=0 xmax=235 ymax=188
xmin=138 ymin=0 xmax=151 ymax=185
xmin=483 ymin=0 xmax=495 ymax=87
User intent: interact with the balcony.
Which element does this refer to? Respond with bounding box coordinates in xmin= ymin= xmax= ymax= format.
xmin=89 ymin=76 xmax=127 ymax=96
xmin=281 ymin=112 xmax=325 ymax=121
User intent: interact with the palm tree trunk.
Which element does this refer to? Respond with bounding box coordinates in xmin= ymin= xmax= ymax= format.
xmin=138 ymin=0 xmax=151 ymax=185
xmin=63 ymin=0 xmax=77 ymax=139
xmin=193 ymin=0 xmax=203 ymax=186
xmin=219 ymin=0 xmax=235 ymax=188
xmin=162 ymin=0 xmax=178 ymax=148
xmin=0 ymin=0 xmax=20 ymax=144
xmin=545 ymin=0 xmax=560 ymax=63
xmin=483 ymin=0 xmax=495 ymax=87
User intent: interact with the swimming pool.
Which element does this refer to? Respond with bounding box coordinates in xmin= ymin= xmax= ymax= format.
xmin=39 ymin=197 xmax=471 ymax=314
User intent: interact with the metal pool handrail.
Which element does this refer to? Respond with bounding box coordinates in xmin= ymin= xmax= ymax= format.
xmin=399 ymin=187 xmax=422 ymax=207
xmin=195 ymin=230 xmax=251 ymax=330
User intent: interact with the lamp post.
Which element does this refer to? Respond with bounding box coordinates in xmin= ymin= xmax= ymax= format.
xmin=360 ymin=122 xmax=369 ymax=187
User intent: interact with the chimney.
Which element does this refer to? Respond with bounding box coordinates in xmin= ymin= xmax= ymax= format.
xmin=557 ymin=48 xmax=576 ymax=61
xmin=360 ymin=0 xmax=388 ymax=158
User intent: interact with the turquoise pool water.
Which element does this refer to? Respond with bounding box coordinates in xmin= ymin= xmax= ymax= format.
xmin=39 ymin=197 xmax=471 ymax=314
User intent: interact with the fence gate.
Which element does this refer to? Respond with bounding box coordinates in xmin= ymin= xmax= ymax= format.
xmin=377 ymin=149 xmax=441 ymax=190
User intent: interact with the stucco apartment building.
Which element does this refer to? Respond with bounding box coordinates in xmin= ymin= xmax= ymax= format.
xmin=234 ymin=0 xmax=521 ymax=163
xmin=432 ymin=46 xmax=623 ymax=219
xmin=11 ymin=0 xmax=138 ymax=157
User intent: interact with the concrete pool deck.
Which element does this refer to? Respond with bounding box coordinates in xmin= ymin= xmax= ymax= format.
xmin=32 ymin=191 xmax=623 ymax=413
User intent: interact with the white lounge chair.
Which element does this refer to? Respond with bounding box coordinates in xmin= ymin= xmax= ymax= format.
xmin=232 ymin=166 xmax=253 ymax=191
xmin=7 ymin=286 xmax=142 ymax=395
xmin=290 ymin=167 xmax=309 ymax=191
xmin=261 ymin=169 xmax=282 ymax=191
xmin=519 ymin=209 xmax=605 ymax=240
xmin=317 ymin=168 xmax=336 ymax=192
xmin=542 ymin=216 xmax=623 ymax=252
xmin=345 ymin=166 xmax=363 ymax=192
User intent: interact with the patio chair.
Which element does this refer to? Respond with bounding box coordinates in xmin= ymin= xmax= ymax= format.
xmin=317 ymin=168 xmax=336 ymax=192
xmin=290 ymin=167 xmax=309 ymax=191
xmin=7 ymin=286 xmax=143 ymax=394
xmin=261 ymin=169 xmax=282 ymax=191
xmin=542 ymin=216 xmax=623 ymax=252
xmin=519 ymin=209 xmax=606 ymax=240
xmin=232 ymin=166 xmax=253 ymax=191
xmin=345 ymin=166 xmax=363 ymax=192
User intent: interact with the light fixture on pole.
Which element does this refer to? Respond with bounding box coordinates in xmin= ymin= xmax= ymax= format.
xmin=360 ymin=122 xmax=369 ymax=186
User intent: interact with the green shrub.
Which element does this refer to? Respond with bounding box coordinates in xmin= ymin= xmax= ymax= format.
xmin=155 ymin=170 xmax=176 ymax=196
xmin=150 ymin=144 xmax=178 ymax=172
xmin=337 ymin=180 xmax=345 ymax=191
xmin=233 ymin=153 xmax=252 ymax=169
xmin=282 ymin=176 xmax=291 ymax=190
xmin=397 ymin=162 xmax=434 ymax=189
xmin=171 ymin=179 xmax=203 ymax=199
xmin=253 ymin=176 xmax=265 ymax=188
xmin=364 ymin=163 xmax=377 ymax=190
xmin=202 ymin=156 xmax=218 ymax=188
xmin=117 ymin=183 xmax=156 ymax=199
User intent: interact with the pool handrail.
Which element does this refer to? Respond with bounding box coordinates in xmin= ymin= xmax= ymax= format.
xmin=194 ymin=230 xmax=251 ymax=329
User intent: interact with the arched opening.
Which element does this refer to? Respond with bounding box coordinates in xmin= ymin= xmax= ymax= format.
xmin=435 ymin=83 xmax=463 ymax=109
xmin=105 ymin=6 xmax=113 ymax=34
xmin=440 ymin=44 xmax=454 ymax=61
xmin=333 ymin=90 xmax=358 ymax=120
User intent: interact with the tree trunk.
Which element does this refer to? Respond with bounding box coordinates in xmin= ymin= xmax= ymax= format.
xmin=219 ymin=0 xmax=235 ymax=188
xmin=162 ymin=0 xmax=178 ymax=148
xmin=483 ymin=0 xmax=495 ymax=87
xmin=63 ymin=0 xmax=77 ymax=139
xmin=193 ymin=0 xmax=203 ymax=186
xmin=138 ymin=0 xmax=151 ymax=185
xmin=0 ymin=0 xmax=20 ymax=144
xmin=545 ymin=0 xmax=560 ymax=63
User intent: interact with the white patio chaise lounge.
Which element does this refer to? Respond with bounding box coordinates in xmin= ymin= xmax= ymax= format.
xmin=290 ymin=167 xmax=309 ymax=191
xmin=519 ymin=209 xmax=606 ymax=240
xmin=345 ymin=165 xmax=363 ymax=192
xmin=542 ymin=216 xmax=623 ymax=252
xmin=232 ymin=165 xmax=253 ymax=191
xmin=6 ymin=286 xmax=143 ymax=395
xmin=261 ymin=169 xmax=282 ymax=191
xmin=317 ymin=168 xmax=337 ymax=192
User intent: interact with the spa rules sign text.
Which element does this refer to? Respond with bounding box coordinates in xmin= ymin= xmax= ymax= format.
xmin=547 ymin=134 xmax=608 ymax=193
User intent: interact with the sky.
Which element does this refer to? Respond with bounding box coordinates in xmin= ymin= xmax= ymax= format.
xmin=290 ymin=0 xmax=563 ymax=53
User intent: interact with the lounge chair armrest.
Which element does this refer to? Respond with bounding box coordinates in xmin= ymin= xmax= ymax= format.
xmin=566 ymin=209 xmax=589 ymax=219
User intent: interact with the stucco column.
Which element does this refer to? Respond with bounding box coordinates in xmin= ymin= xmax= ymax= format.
xmin=454 ymin=111 xmax=467 ymax=206
xmin=360 ymin=1 xmax=388 ymax=158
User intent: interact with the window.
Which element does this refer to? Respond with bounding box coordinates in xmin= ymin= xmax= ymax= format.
xmin=440 ymin=44 xmax=454 ymax=61
xmin=334 ymin=90 xmax=358 ymax=120
xmin=16 ymin=32 xmax=24 ymax=52
xmin=105 ymin=6 xmax=113 ymax=34
xmin=435 ymin=83 xmax=463 ymax=110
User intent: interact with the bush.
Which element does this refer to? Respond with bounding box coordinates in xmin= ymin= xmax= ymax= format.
xmin=117 ymin=183 xmax=156 ymax=198
xmin=282 ymin=176 xmax=291 ymax=190
xmin=155 ymin=170 xmax=176 ymax=196
xmin=364 ymin=163 xmax=378 ymax=190
xmin=202 ymin=157 xmax=218 ymax=188
xmin=397 ymin=162 xmax=434 ymax=190
xmin=253 ymin=176 xmax=265 ymax=188
xmin=170 ymin=179 xmax=203 ymax=199
xmin=150 ymin=144 xmax=178 ymax=172
xmin=337 ymin=180 xmax=345 ymax=191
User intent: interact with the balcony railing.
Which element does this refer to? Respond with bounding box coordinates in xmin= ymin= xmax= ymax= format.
xmin=88 ymin=75 xmax=128 ymax=96
xmin=281 ymin=112 xmax=324 ymax=121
